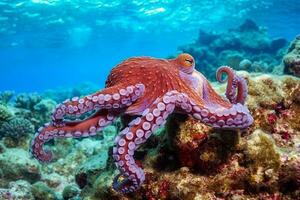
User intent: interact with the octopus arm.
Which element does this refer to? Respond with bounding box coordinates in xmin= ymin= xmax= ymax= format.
xmin=113 ymin=93 xmax=177 ymax=193
xmin=31 ymin=110 xmax=119 ymax=162
xmin=51 ymin=83 xmax=145 ymax=125
xmin=216 ymin=66 xmax=247 ymax=104
xmin=178 ymin=89 xmax=253 ymax=129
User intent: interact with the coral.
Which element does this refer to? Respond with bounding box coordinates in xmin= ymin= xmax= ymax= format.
xmin=62 ymin=184 xmax=80 ymax=200
xmin=75 ymin=152 xmax=108 ymax=189
xmin=33 ymin=98 xmax=56 ymax=125
xmin=13 ymin=93 xmax=56 ymax=127
xmin=243 ymin=73 xmax=300 ymax=146
xmin=0 ymin=148 xmax=41 ymax=185
xmin=246 ymin=130 xmax=280 ymax=170
xmin=278 ymin=157 xmax=300 ymax=193
xmin=0 ymin=118 xmax=34 ymax=139
xmin=43 ymin=82 xmax=98 ymax=103
xmin=283 ymin=35 xmax=300 ymax=77
xmin=178 ymin=19 xmax=288 ymax=80
xmin=0 ymin=91 xmax=14 ymax=105
xmin=31 ymin=182 xmax=58 ymax=200
xmin=0 ymin=142 xmax=5 ymax=153
xmin=0 ymin=180 xmax=34 ymax=200
xmin=164 ymin=114 xmax=240 ymax=174
xmin=91 ymin=170 xmax=117 ymax=200
xmin=0 ymin=104 xmax=13 ymax=123
xmin=142 ymin=173 xmax=171 ymax=200
xmin=244 ymin=130 xmax=280 ymax=193
xmin=15 ymin=93 xmax=42 ymax=111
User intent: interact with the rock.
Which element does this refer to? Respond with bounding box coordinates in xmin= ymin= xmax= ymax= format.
xmin=75 ymin=151 xmax=108 ymax=189
xmin=31 ymin=182 xmax=58 ymax=200
xmin=196 ymin=29 xmax=218 ymax=45
xmin=278 ymin=157 xmax=300 ymax=193
xmin=271 ymin=38 xmax=288 ymax=51
xmin=0 ymin=148 xmax=41 ymax=184
xmin=62 ymin=184 xmax=80 ymax=200
xmin=178 ymin=20 xmax=288 ymax=79
xmin=0 ymin=142 xmax=5 ymax=153
xmin=239 ymin=19 xmax=259 ymax=32
xmin=0 ymin=180 xmax=34 ymax=200
xmin=283 ymin=35 xmax=300 ymax=77
xmin=218 ymin=50 xmax=244 ymax=69
xmin=239 ymin=59 xmax=252 ymax=70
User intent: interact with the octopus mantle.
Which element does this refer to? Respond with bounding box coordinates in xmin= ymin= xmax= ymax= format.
xmin=31 ymin=53 xmax=253 ymax=194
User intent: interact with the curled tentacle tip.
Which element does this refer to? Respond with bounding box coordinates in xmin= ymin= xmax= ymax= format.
xmin=32 ymin=149 xmax=53 ymax=164
xmin=216 ymin=66 xmax=233 ymax=83
xmin=112 ymin=174 xmax=131 ymax=192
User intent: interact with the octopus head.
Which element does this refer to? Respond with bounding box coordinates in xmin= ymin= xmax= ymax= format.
xmin=174 ymin=53 xmax=195 ymax=74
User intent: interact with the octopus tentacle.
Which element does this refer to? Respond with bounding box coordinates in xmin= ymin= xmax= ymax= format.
xmin=172 ymin=91 xmax=253 ymax=129
xmin=216 ymin=66 xmax=247 ymax=105
xmin=112 ymin=94 xmax=176 ymax=193
xmin=31 ymin=110 xmax=118 ymax=162
xmin=51 ymin=84 xmax=145 ymax=125
xmin=235 ymin=75 xmax=248 ymax=105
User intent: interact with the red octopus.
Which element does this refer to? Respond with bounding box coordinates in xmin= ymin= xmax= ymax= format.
xmin=31 ymin=53 xmax=253 ymax=194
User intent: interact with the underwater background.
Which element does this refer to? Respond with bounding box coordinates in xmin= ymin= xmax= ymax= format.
xmin=0 ymin=0 xmax=300 ymax=200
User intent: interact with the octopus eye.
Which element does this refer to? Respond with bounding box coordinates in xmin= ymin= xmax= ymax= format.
xmin=176 ymin=53 xmax=195 ymax=71
xmin=185 ymin=59 xmax=193 ymax=64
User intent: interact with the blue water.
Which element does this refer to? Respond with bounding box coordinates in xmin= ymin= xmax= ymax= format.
xmin=0 ymin=0 xmax=299 ymax=92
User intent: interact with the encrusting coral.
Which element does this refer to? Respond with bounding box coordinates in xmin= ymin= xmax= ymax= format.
xmin=278 ymin=157 xmax=300 ymax=194
xmin=244 ymin=130 xmax=280 ymax=193
xmin=283 ymin=35 xmax=300 ymax=77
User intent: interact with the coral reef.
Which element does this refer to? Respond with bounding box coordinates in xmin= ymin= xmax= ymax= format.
xmin=177 ymin=19 xmax=288 ymax=80
xmin=0 ymin=148 xmax=41 ymax=185
xmin=0 ymin=180 xmax=34 ymax=200
xmin=283 ymin=35 xmax=300 ymax=77
xmin=0 ymin=66 xmax=299 ymax=199
xmin=31 ymin=182 xmax=58 ymax=200
xmin=13 ymin=93 xmax=56 ymax=128
xmin=0 ymin=91 xmax=14 ymax=105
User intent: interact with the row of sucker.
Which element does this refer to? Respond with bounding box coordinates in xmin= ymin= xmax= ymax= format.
xmin=51 ymin=84 xmax=145 ymax=126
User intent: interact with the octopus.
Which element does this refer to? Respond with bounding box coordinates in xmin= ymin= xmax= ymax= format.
xmin=31 ymin=53 xmax=253 ymax=194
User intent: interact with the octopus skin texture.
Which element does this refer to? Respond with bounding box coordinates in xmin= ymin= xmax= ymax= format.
xmin=31 ymin=53 xmax=253 ymax=194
